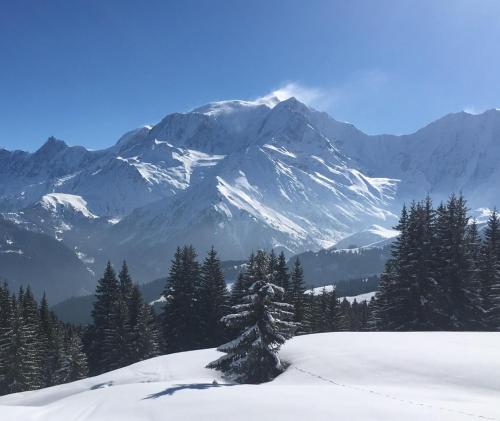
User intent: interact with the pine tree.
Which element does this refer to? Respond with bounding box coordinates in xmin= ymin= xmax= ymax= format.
xmin=39 ymin=293 xmax=58 ymax=386
xmin=407 ymin=198 xmax=440 ymax=329
xmin=110 ymin=261 xmax=134 ymax=369
xmin=162 ymin=246 xmax=201 ymax=353
xmin=338 ymin=298 xmax=353 ymax=331
xmin=358 ymin=300 xmax=371 ymax=331
xmin=315 ymin=288 xmax=330 ymax=332
xmin=88 ymin=262 xmax=120 ymax=374
xmin=480 ymin=210 xmax=500 ymax=330
xmin=434 ymin=195 xmax=481 ymax=329
xmin=303 ymin=290 xmax=320 ymax=333
xmin=127 ymin=285 xmax=160 ymax=363
xmin=56 ymin=329 xmax=88 ymax=384
xmin=207 ymin=250 xmax=296 ymax=383
xmin=290 ymin=258 xmax=306 ymax=324
xmin=268 ymin=249 xmax=278 ymax=286
xmin=0 ymin=283 xmax=13 ymax=394
xmin=275 ymin=252 xmax=291 ymax=301
xmin=230 ymin=273 xmax=247 ymax=306
xmin=19 ymin=287 xmax=43 ymax=389
xmin=325 ymin=288 xmax=342 ymax=331
xmin=198 ymin=247 xmax=230 ymax=347
xmin=373 ymin=205 xmax=411 ymax=330
xmin=231 ymin=253 xmax=258 ymax=307
xmin=2 ymin=293 xmax=42 ymax=393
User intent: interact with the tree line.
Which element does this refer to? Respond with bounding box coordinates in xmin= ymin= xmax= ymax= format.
xmin=0 ymin=284 xmax=87 ymax=395
xmin=0 ymin=243 xmax=377 ymax=393
xmin=372 ymin=194 xmax=500 ymax=331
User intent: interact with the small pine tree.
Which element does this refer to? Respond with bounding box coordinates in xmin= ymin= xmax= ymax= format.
xmin=338 ymin=298 xmax=353 ymax=331
xmin=325 ymin=289 xmax=342 ymax=331
xmin=207 ymin=251 xmax=296 ymax=383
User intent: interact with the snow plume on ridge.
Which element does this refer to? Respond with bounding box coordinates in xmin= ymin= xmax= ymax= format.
xmin=256 ymin=82 xmax=325 ymax=108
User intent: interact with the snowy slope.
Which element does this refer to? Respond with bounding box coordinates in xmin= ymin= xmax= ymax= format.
xmin=105 ymin=98 xmax=398 ymax=279
xmin=1 ymin=332 xmax=499 ymax=421
xmin=333 ymin=224 xmax=399 ymax=249
xmin=40 ymin=193 xmax=98 ymax=219
xmin=306 ymin=286 xmax=377 ymax=303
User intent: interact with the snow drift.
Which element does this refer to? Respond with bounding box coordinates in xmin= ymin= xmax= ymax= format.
xmin=0 ymin=332 xmax=498 ymax=421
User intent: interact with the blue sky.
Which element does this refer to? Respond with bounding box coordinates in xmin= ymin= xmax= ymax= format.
xmin=1 ymin=0 xmax=499 ymax=151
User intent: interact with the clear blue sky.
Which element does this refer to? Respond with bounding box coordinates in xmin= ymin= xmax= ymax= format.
xmin=1 ymin=0 xmax=500 ymax=151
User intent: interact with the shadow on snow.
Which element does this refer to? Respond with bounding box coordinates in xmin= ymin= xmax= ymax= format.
xmin=144 ymin=382 xmax=237 ymax=399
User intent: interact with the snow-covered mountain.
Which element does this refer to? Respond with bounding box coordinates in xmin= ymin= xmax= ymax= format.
xmin=1 ymin=97 xmax=500 ymax=290
xmin=1 ymin=332 xmax=499 ymax=421
xmin=332 ymin=224 xmax=399 ymax=249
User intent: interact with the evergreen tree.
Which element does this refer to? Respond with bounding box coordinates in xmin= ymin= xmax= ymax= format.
xmin=434 ymin=195 xmax=481 ymax=329
xmin=315 ymin=288 xmax=331 ymax=332
xmin=230 ymin=273 xmax=247 ymax=306
xmin=56 ymin=329 xmax=88 ymax=384
xmin=0 ymin=283 xmax=13 ymax=394
xmin=127 ymin=285 xmax=160 ymax=363
xmin=480 ymin=210 xmax=500 ymax=330
xmin=88 ymin=262 xmax=120 ymax=374
xmin=19 ymin=287 xmax=43 ymax=389
xmin=198 ymin=247 xmax=230 ymax=347
xmin=39 ymin=293 xmax=58 ymax=386
xmin=374 ymin=200 xmax=442 ymax=330
xmin=407 ymin=197 xmax=440 ymax=329
xmin=2 ymin=293 xmax=42 ymax=393
xmin=0 ymin=284 xmax=89 ymax=395
xmin=302 ymin=290 xmax=318 ymax=333
xmin=338 ymin=298 xmax=353 ymax=331
xmin=110 ymin=261 xmax=134 ymax=369
xmin=325 ymin=288 xmax=342 ymax=331
xmin=275 ymin=252 xmax=291 ymax=301
xmin=267 ymin=249 xmax=278 ymax=286
xmin=358 ymin=300 xmax=371 ymax=331
xmin=290 ymin=258 xmax=306 ymax=324
xmin=207 ymin=250 xmax=296 ymax=383
xmin=374 ymin=195 xmax=485 ymax=331
xmin=162 ymin=246 xmax=201 ymax=353
xmin=373 ymin=205 xmax=411 ymax=330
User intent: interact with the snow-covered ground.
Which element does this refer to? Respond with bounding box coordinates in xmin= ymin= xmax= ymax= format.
xmin=305 ymin=286 xmax=376 ymax=303
xmin=1 ymin=332 xmax=499 ymax=421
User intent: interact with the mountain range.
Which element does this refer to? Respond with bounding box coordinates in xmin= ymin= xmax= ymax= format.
xmin=1 ymin=95 xmax=499 ymax=301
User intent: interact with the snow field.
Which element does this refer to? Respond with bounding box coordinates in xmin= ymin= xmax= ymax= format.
xmin=0 ymin=332 xmax=499 ymax=421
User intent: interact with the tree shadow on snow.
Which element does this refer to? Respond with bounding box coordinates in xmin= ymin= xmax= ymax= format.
xmin=144 ymin=382 xmax=236 ymax=399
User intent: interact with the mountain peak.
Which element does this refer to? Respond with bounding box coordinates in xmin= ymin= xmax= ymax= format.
xmin=272 ymin=96 xmax=309 ymax=112
xmin=35 ymin=136 xmax=68 ymax=155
